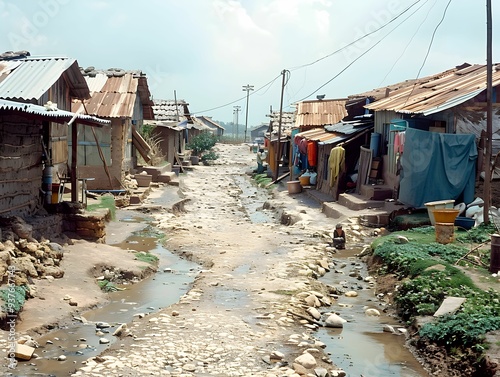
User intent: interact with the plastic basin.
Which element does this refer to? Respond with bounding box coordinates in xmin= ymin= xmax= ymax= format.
xmin=432 ymin=209 xmax=460 ymax=224
xmin=455 ymin=216 xmax=475 ymax=230
xmin=425 ymin=200 xmax=455 ymax=225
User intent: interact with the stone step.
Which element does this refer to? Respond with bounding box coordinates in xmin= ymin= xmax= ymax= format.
xmin=157 ymin=172 xmax=177 ymax=183
xmin=139 ymin=164 xmax=172 ymax=181
xmin=360 ymin=184 xmax=394 ymax=201
xmin=338 ymin=193 xmax=385 ymax=211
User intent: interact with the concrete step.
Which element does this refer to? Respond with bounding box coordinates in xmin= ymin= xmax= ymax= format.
xmin=157 ymin=172 xmax=177 ymax=183
xmin=360 ymin=184 xmax=394 ymax=201
xmin=139 ymin=164 xmax=172 ymax=181
xmin=338 ymin=193 xmax=385 ymax=211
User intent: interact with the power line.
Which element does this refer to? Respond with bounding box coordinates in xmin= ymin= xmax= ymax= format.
xmin=415 ymin=0 xmax=453 ymax=79
xmin=403 ymin=0 xmax=453 ymax=105
xmin=376 ymin=0 xmax=434 ymax=87
xmin=191 ymin=2 xmax=424 ymax=118
xmin=287 ymin=0 xmax=424 ymax=72
xmin=190 ymin=74 xmax=281 ymax=116
xmin=295 ymin=1 xmax=430 ymax=103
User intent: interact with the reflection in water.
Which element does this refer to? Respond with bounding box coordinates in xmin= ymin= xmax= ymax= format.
xmin=14 ymin=221 xmax=199 ymax=377
xmin=318 ymin=249 xmax=429 ymax=377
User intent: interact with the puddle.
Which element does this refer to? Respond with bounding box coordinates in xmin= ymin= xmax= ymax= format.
xmin=13 ymin=219 xmax=199 ymax=377
xmin=212 ymin=288 xmax=250 ymax=309
xmin=233 ymin=175 xmax=275 ymax=223
xmin=318 ymin=248 xmax=429 ymax=376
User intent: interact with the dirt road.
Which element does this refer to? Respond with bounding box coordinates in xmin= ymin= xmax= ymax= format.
xmin=67 ymin=143 xmax=369 ymax=376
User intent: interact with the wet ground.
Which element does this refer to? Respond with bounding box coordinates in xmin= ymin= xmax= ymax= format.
xmin=318 ymin=248 xmax=428 ymax=377
xmin=8 ymin=144 xmax=432 ymax=376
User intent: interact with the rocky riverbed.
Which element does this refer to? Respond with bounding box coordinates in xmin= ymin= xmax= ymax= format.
xmin=2 ymin=143 xmax=428 ymax=377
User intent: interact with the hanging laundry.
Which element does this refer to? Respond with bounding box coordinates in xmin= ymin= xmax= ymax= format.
xmin=394 ymin=131 xmax=406 ymax=154
xmin=328 ymin=145 xmax=345 ymax=187
xmin=299 ymin=138 xmax=308 ymax=154
xmin=307 ymin=141 xmax=317 ymax=167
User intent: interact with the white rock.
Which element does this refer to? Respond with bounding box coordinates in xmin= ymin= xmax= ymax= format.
xmin=294 ymin=352 xmax=317 ymax=369
xmin=324 ymin=313 xmax=347 ymax=328
xmin=99 ymin=338 xmax=110 ymax=344
xmin=365 ymin=308 xmax=381 ymax=316
xmin=306 ymin=307 xmax=322 ymax=320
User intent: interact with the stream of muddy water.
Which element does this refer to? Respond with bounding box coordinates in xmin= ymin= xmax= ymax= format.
xmin=14 ymin=217 xmax=199 ymax=377
xmin=318 ymin=248 xmax=429 ymax=376
xmin=13 ymin=175 xmax=430 ymax=376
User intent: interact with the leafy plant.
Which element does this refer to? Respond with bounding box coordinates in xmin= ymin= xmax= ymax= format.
xmin=0 ymin=285 xmax=28 ymax=314
xmin=186 ymin=132 xmax=218 ymax=156
xmin=201 ymin=150 xmax=219 ymax=162
xmin=134 ymin=251 xmax=158 ymax=264
xmin=97 ymin=280 xmax=124 ymax=292
xmin=456 ymin=223 xmax=497 ymax=244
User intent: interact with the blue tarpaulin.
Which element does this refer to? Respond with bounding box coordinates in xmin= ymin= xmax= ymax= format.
xmin=399 ymin=128 xmax=477 ymax=208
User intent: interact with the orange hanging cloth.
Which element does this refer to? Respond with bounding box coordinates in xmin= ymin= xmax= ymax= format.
xmin=307 ymin=141 xmax=317 ymax=167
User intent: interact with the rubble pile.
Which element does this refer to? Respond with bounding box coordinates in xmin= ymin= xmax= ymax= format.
xmin=0 ymin=216 xmax=68 ymax=318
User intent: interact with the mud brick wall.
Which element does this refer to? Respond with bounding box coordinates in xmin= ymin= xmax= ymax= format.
xmin=63 ymin=209 xmax=110 ymax=243
xmin=0 ymin=116 xmax=43 ymax=217
xmin=29 ymin=214 xmax=63 ymax=240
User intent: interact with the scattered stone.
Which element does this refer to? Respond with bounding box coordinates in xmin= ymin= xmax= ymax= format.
xmin=365 ymin=308 xmax=381 ymax=316
xmin=395 ymin=235 xmax=409 ymax=244
xmin=306 ymin=307 xmax=322 ymax=320
xmin=270 ymin=350 xmax=285 ymax=360
xmin=183 ymin=363 xmax=196 ymax=372
xmin=99 ymin=338 xmax=110 ymax=344
xmin=324 ymin=313 xmax=347 ymax=328
xmin=57 ymin=355 xmax=67 ymax=361
xmin=15 ymin=344 xmax=35 ymax=360
xmin=294 ymin=352 xmax=317 ymax=369
xmin=113 ymin=324 xmax=127 ymax=337
xmin=344 ymin=291 xmax=358 ymax=297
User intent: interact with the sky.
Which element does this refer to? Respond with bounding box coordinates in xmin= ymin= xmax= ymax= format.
xmin=1 ymin=0 xmax=499 ymax=129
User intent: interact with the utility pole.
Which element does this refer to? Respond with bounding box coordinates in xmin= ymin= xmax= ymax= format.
xmin=242 ymin=84 xmax=254 ymax=143
xmin=233 ymin=105 xmax=241 ymax=139
xmin=274 ymin=70 xmax=288 ymax=181
xmin=484 ymin=0 xmax=492 ymax=224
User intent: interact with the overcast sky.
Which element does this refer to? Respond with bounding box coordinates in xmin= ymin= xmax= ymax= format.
xmin=1 ymin=0 xmax=499 ymax=128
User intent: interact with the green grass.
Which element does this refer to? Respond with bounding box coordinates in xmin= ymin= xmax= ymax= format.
xmin=134 ymin=252 xmax=159 ymax=264
xmin=87 ymin=195 xmax=116 ymax=220
xmin=374 ymin=225 xmax=500 ymax=353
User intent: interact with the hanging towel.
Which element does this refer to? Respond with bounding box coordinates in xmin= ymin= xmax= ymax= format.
xmin=328 ymin=146 xmax=345 ymax=186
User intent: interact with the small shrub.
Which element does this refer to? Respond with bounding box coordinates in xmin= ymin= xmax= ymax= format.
xmin=0 ymin=285 xmax=28 ymax=314
xmin=186 ymin=132 xmax=218 ymax=156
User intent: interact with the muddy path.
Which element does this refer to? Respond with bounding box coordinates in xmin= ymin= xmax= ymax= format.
xmin=56 ymin=143 xmax=427 ymax=377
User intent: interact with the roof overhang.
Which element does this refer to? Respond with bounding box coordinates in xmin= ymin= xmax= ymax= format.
xmin=0 ymin=99 xmax=110 ymax=126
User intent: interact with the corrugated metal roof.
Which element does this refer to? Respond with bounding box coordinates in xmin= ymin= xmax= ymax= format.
xmin=72 ymin=71 xmax=154 ymax=119
xmin=324 ymin=117 xmax=374 ymax=134
xmin=295 ymin=99 xmax=348 ymax=127
xmin=146 ymin=120 xmax=183 ymax=131
xmin=364 ymin=63 xmax=500 ymax=115
xmin=295 ymin=117 xmax=373 ymax=145
xmin=0 ymin=56 xmax=89 ymax=101
xmin=0 ymin=98 xmax=109 ymax=126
